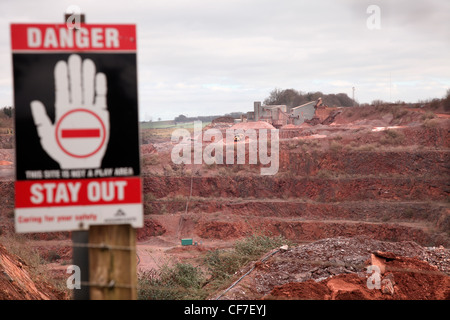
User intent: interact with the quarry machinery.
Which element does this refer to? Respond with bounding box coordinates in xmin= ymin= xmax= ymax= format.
xmin=250 ymin=98 xmax=322 ymax=127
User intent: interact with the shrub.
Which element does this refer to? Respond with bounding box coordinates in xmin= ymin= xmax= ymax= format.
xmin=372 ymin=99 xmax=385 ymax=107
xmin=315 ymin=169 xmax=334 ymax=178
xmin=351 ymin=143 xmax=377 ymax=152
xmin=444 ymin=89 xmax=450 ymax=111
xmin=234 ymin=234 xmax=288 ymax=257
xmin=329 ymin=141 xmax=343 ymax=152
xmin=204 ymin=234 xmax=290 ymax=288
xmin=422 ymin=118 xmax=439 ymax=128
xmin=422 ymin=111 xmax=436 ymax=120
xmin=138 ymin=262 xmax=206 ymax=300
xmin=380 ymin=129 xmax=404 ymax=145
xmin=161 ymin=263 xmax=204 ymax=289
xmin=217 ymin=167 xmax=229 ymax=176
xmin=2 ymin=106 xmax=13 ymax=118
xmin=429 ymin=98 xmax=441 ymax=109
xmin=203 ymin=249 xmax=245 ymax=283
xmin=401 ymin=208 xmax=414 ymax=220
xmin=345 ymin=111 xmax=354 ymax=118
xmin=46 ymin=250 xmax=61 ymax=262
xmin=392 ymin=107 xmax=408 ymax=119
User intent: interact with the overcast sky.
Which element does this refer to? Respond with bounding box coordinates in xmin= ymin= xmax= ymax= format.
xmin=1 ymin=0 xmax=449 ymax=121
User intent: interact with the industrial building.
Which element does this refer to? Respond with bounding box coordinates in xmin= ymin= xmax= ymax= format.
xmin=242 ymin=100 xmax=320 ymax=128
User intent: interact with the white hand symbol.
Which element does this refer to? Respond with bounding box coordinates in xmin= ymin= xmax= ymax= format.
xmin=31 ymin=54 xmax=110 ymax=169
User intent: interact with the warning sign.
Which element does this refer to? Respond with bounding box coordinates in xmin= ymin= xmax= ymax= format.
xmin=11 ymin=23 xmax=143 ymax=233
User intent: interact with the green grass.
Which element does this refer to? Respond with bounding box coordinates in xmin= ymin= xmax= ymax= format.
xmin=203 ymin=234 xmax=291 ymax=290
xmin=0 ymin=234 xmax=69 ymax=297
xmin=140 ymin=121 xmax=212 ymax=141
xmin=137 ymin=233 xmax=291 ymax=300
xmin=140 ymin=121 xmax=211 ymax=130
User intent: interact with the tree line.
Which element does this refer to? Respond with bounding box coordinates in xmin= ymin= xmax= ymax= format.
xmin=2 ymin=106 xmax=13 ymax=118
xmin=172 ymin=87 xmax=450 ymax=123
xmin=263 ymin=88 xmax=355 ymax=109
xmin=174 ymin=112 xmax=244 ymax=123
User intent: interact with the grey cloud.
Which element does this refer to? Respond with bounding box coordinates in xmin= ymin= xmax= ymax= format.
xmin=1 ymin=0 xmax=449 ymax=120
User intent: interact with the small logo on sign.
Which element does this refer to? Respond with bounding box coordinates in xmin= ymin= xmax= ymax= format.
xmin=115 ymin=209 xmax=125 ymax=217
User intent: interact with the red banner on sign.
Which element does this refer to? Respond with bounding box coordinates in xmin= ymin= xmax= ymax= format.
xmin=11 ymin=24 xmax=136 ymax=51
xmin=15 ymin=177 xmax=142 ymax=208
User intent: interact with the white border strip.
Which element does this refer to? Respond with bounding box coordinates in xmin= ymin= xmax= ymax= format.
xmin=15 ymin=203 xmax=143 ymax=233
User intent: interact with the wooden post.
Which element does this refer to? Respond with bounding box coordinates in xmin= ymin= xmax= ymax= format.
xmin=72 ymin=231 xmax=90 ymax=300
xmin=88 ymin=224 xmax=137 ymax=300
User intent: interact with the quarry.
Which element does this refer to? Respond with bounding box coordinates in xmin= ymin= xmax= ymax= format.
xmin=0 ymin=100 xmax=449 ymax=300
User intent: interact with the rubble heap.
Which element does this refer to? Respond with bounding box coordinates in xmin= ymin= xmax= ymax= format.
xmin=217 ymin=236 xmax=450 ymax=300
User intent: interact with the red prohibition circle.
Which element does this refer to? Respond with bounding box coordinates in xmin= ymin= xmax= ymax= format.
xmin=55 ymin=109 xmax=106 ymax=158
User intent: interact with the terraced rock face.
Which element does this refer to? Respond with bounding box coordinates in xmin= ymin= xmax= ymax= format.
xmin=0 ymin=108 xmax=448 ymax=246
xmin=140 ymin=113 xmax=450 ymax=247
